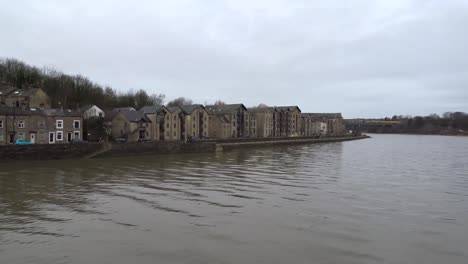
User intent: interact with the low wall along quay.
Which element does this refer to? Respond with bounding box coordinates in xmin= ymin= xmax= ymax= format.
xmin=0 ymin=135 xmax=369 ymax=162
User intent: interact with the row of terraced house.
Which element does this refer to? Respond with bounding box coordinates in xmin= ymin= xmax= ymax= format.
xmin=0 ymin=85 xmax=83 ymax=145
xmin=106 ymin=103 xmax=345 ymax=142
xmin=0 ymin=84 xmax=345 ymax=144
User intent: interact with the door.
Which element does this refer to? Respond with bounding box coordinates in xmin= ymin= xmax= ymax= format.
xmin=49 ymin=132 xmax=55 ymax=144
xmin=9 ymin=133 xmax=15 ymax=144
xmin=67 ymin=132 xmax=72 ymax=143
xmin=30 ymin=133 xmax=36 ymax=144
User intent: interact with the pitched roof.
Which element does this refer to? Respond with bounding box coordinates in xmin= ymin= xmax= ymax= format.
xmin=216 ymin=115 xmax=231 ymax=123
xmin=274 ymin=106 xmax=301 ymax=112
xmin=0 ymin=86 xmax=44 ymax=97
xmin=108 ymin=108 xmax=151 ymax=122
xmin=0 ymin=106 xmax=81 ymax=117
xmin=205 ymin=104 xmax=247 ymax=114
xmin=113 ymin=107 xmax=136 ymax=112
xmin=247 ymin=107 xmax=276 ymax=113
xmin=179 ymin=104 xmax=205 ymax=114
xmin=139 ymin=105 xmax=167 ymax=114
xmin=78 ymin=104 xmax=103 ymax=113
xmin=167 ymin=106 xmax=182 ymax=113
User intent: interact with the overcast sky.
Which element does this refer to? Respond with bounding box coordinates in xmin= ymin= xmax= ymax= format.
xmin=1 ymin=0 xmax=467 ymax=117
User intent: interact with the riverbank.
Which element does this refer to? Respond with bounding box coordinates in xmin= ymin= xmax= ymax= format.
xmin=0 ymin=135 xmax=369 ymax=162
xmin=92 ymin=135 xmax=370 ymax=158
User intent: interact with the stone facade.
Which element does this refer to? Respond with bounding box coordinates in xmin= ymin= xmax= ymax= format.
xmin=179 ymin=105 xmax=209 ymax=141
xmin=0 ymin=86 xmax=51 ymax=109
xmin=247 ymin=107 xmax=275 ymax=138
xmin=304 ymin=113 xmax=344 ymax=136
xmin=107 ymin=108 xmax=152 ymax=142
xmin=275 ymin=106 xmax=302 ymax=137
xmin=206 ymin=104 xmax=247 ymax=138
xmin=0 ymin=107 xmax=83 ymax=145
xmin=208 ymin=115 xmax=231 ymax=139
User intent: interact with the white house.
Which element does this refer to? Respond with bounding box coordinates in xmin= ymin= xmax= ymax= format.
xmin=79 ymin=105 xmax=105 ymax=119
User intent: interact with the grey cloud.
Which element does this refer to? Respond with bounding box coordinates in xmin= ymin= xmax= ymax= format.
xmin=1 ymin=0 xmax=467 ymax=117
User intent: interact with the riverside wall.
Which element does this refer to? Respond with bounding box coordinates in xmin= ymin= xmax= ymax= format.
xmin=0 ymin=136 xmax=369 ymax=162
xmin=0 ymin=143 xmax=105 ymax=162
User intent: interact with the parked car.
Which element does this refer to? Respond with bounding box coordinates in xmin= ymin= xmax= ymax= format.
xmin=114 ymin=137 xmax=128 ymax=143
xmin=15 ymin=139 xmax=33 ymax=145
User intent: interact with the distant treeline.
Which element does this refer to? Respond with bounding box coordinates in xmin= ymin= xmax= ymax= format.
xmin=0 ymin=58 xmax=165 ymax=109
xmin=371 ymin=113 xmax=468 ymax=135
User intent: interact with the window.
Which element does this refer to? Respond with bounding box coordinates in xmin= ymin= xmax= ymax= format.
xmin=0 ymin=132 xmax=3 ymax=141
xmin=56 ymin=131 xmax=63 ymax=141
xmin=173 ymin=132 xmax=176 ymax=136
xmin=56 ymin=120 xmax=63 ymax=129
xmin=0 ymin=120 xmax=3 ymax=128
xmin=193 ymin=124 xmax=195 ymax=128
xmin=174 ymin=123 xmax=176 ymax=128
xmin=166 ymin=123 xmax=169 ymax=129
xmin=174 ymin=115 xmax=176 ymax=120
xmin=18 ymin=120 xmax=25 ymax=128
xmin=38 ymin=120 xmax=45 ymax=129
xmin=73 ymin=120 xmax=80 ymax=129
xmin=74 ymin=131 xmax=80 ymax=140
xmin=49 ymin=132 xmax=55 ymax=144
xmin=18 ymin=132 xmax=25 ymax=140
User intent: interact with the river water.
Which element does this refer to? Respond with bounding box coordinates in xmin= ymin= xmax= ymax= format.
xmin=1 ymin=134 xmax=467 ymax=264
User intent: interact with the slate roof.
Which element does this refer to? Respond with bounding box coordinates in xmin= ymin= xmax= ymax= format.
xmin=167 ymin=106 xmax=181 ymax=113
xmin=108 ymin=108 xmax=151 ymax=122
xmin=247 ymin=107 xmax=276 ymax=113
xmin=0 ymin=86 xmax=43 ymax=97
xmin=274 ymin=106 xmax=301 ymax=112
xmin=0 ymin=106 xmax=81 ymax=117
xmin=139 ymin=105 xmax=167 ymax=114
xmin=205 ymin=104 xmax=247 ymax=115
xmin=113 ymin=107 xmax=136 ymax=112
xmin=179 ymin=104 xmax=205 ymax=114
xmin=215 ymin=115 xmax=231 ymax=123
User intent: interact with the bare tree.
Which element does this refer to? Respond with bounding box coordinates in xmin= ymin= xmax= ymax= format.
xmin=214 ymin=100 xmax=225 ymax=106
xmin=167 ymin=97 xmax=193 ymax=107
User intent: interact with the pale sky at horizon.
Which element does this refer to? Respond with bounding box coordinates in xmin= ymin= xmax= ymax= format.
xmin=1 ymin=0 xmax=467 ymax=118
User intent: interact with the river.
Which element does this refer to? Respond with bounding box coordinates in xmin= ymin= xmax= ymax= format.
xmin=1 ymin=134 xmax=467 ymax=263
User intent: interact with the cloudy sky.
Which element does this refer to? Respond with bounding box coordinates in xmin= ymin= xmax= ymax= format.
xmin=1 ymin=0 xmax=467 ymax=117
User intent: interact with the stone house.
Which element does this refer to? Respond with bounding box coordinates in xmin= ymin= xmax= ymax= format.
xmin=306 ymin=113 xmax=344 ymax=136
xmin=139 ymin=105 xmax=169 ymax=141
xmin=0 ymin=107 xmax=83 ymax=145
xmin=107 ymin=108 xmax=152 ymax=142
xmin=247 ymin=107 xmax=276 ymax=138
xmin=244 ymin=111 xmax=257 ymax=138
xmin=165 ymin=106 xmax=182 ymax=141
xmin=0 ymin=86 xmax=51 ymax=109
xmin=206 ymin=104 xmax=247 ymax=138
xmin=208 ymin=115 xmax=231 ymax=139
xmin=275 ymin=106 xmax=302 ymax=137
xmin=179 ymin=104 xmax=209 ymax=141
xmin=301 ymin=113 xmax=328 ymax=137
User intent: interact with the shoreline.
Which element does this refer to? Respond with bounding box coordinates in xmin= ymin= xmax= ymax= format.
xmin=0 ymin=135 xmax=370 ymax=162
